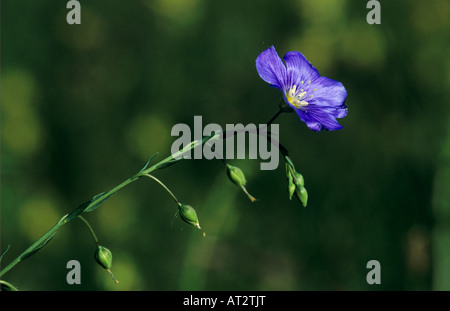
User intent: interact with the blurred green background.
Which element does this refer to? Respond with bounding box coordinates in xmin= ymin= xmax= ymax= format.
xmin=1 ymin=0 xmax=449 ymax=291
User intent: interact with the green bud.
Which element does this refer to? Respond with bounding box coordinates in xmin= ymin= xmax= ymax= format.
xmin=94 ymin=245 xmax=119 ymax=284
xmin=226 ymin=164 xmax=257 ymax=202
xmin=226 ymin=164 xmax=247 ymax=187
xmin=95 ymin=245 xmax=112 ymax=270
xmin=178 ymin=203 xmax=201 ymax=229
xmin=288 ymin=181 xmax=296 ymax=200
xmin=295 ymin=186 xmax=308 ymax=207
xmin=286 ymin=165 xmax=295 ymax=200
xmin=293 ymin=171 xmax=304 ymax=188
xmin=285 ymin=156 xmax=307 ymax=206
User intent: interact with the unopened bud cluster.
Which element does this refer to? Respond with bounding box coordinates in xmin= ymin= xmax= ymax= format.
xmin=285 ymin=156 xmax=308 ymax=207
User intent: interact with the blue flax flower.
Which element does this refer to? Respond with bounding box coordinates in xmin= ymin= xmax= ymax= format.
xmin=256 ymin=46 xmax=348 ymax=131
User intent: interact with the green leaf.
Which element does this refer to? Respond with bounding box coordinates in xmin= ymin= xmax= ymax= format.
xmin=20 ymin=233 xmax=56 ymax=260
xmin=66 ymin=204 xmax=86 ymax=221
xmin=84 ymin=191 xmax=115 ymax=213
xmin=137 ymin=152 xmax=159 ymax=175
xmin=156 ymin=158 xmax=183 ymax=170
xmin=67 ymin=191 xmax=116 ymax=220
xmin=0 ymin=245 xmax=11 ymax=264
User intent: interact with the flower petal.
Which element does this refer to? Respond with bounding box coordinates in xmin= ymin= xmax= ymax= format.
xmin=309 ymin=103 xmax=348 ymax=119
xmin=295 ymin=110 xmax=324 ymax=131
xmin=283 ymin=51 xmax=320 ymax=87
xmin=296 ymin=106 xmax=345 ymax=131
xmin=309 ymin=76 xmax=347 ymax=107
xmin=256 ymin=46 xmax=287 ymax=90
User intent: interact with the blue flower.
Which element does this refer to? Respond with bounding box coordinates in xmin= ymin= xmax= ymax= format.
xmin=256 ymin=46 xmax=348 ymax=131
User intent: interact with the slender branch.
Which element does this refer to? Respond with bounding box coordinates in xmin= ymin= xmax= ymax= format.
xmin=0 ymin=280 xmax=19 ymax=291
xmin=78 ymin=216 xmax=99 ymax=245
xmin=266 ymin=108 xmax=283 ymax=126
xmin=142 ymin=173 xmax=179 ymax=204
xmin=0 ymin=107 xmax=290 ymax=280
xmin=261 ymin=108 xmax=289 ymax=157
xmin=0 ymin=216 xmax=64 ymax=278
xmin=0 ymin=133 xmax=217 ymax=278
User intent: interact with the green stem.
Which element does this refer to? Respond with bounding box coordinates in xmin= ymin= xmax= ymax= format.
xmin=0 ymin=280 xmax=19 ymax=291
xmin=0 ymin=216 xmax=65 ymax=278
xmin=266 ymin=108 xmax=283 ymax=126
xmin=0 ymin=133 xmax=217 ymax=278
xmin=142 ymin=174 xmax=179 ymax=204
xmin=78 ymin=216 xmax=99 ymax=245
xmin=0 ymin=109 xmax=287 ymax=279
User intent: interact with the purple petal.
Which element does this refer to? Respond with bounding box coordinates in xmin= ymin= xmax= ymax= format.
xmin=256 ymin=46 xmax=287 ymax=90
xmin=309 ymin=76 xmax=347 ymax=107
xmin=296 ymin=107 xmax=345 ymax=131
xmin=283 ymin=51 xmax=320 ymax=87
xmin=295 ymin=110 xmax=324 ymax=131
xmin=309 ymin=104 xmax=348 ymax=119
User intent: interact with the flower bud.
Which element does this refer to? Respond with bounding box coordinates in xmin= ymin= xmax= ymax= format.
xmin=285 ymin=157 xmax=307 ymax=206
xmin=178 ymin=203 xmax=201 ymax=229
xmin=94 ymin=245 xmax=119 ymax=284
xmin=226 ymin=164 xmax=246 ymax=187
xmin=288 ymin=180 xmax=296 ymax=200
xmin=295 ymin=186 xmax=308 ymax=207
xmin=293 ymin=171 xmax=304 ymax=188
xmin=95 ymin=245 xmax=112 ymax=270
xmin=286 ymin=164 xmax=295 ymax=200
xmin=226 ymin=164 xmax=257 ymax=202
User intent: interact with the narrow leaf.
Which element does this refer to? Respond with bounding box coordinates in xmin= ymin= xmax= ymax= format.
xmin=84 ymin=191 xmax=115 ymax=213
xmin=20 ymin=233 xmax=56 ymax=260
xmin=0 ymin=245 xmax=11 ymax=263
xmin=156 ymin=158 xmax=183 ymax=170
xmin=137 ymin=152 xmax=159 ymax=175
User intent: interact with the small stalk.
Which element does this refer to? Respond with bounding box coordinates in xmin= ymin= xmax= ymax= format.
xmin=78 ymin=216 xmax=99 ymax=245
xmin=141 ymin=173 xmax=179 ymax=204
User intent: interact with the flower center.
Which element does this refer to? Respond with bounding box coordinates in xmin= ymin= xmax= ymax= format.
xmin=286 ymin=85 xmax=309 ymax=109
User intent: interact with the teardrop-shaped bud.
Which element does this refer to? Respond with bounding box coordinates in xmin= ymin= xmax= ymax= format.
xmin=288 ymin=181 xmax=296 ymax=200
xmin=293 ymin=171 xmax=304 ymax=188
xmin=226 ymin=164 xmax=257 ymax=202
xmin=95 ymin=245 xmax=112 ymax=270
xmin=226 ymin=164 xmax=247 ymax=187
xmin=178 ymin=203 xmax=201 ymax=229
xmin=295 ymin=186 xmax=308 ymax=207
xmin=285 ymin=161 xmax=296 ymax=201
xmin=94 ymin=245 xmax=119 ymax=284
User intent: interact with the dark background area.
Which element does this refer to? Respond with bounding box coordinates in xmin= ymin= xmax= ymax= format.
xmin=1 ymin=0 xmax=449 ymax=290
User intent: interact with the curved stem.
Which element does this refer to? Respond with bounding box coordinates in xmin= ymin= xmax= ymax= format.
xmin=261 ymin=108 xmax=289 ymax=157
xmin=266 ymin=108 xmax=283 ymax=126
xmin=0 ymin=280 xmax=19 ymax=291
xmin=78 ymin=216 xmax=99 ymax=245
xmin=142 ymin=173 xmax=179 ymax=204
